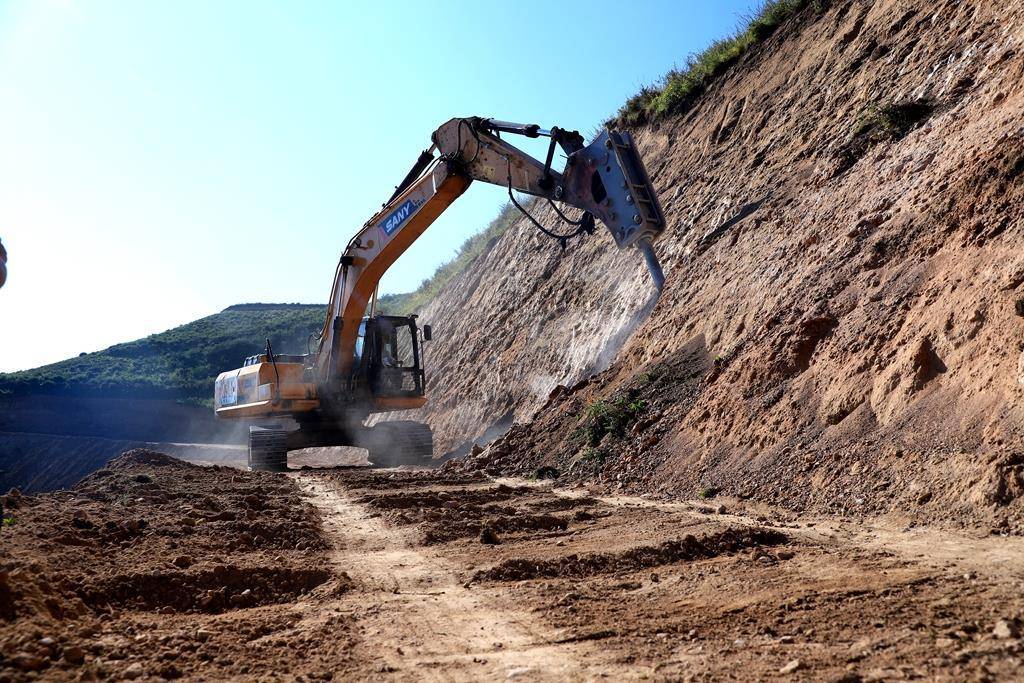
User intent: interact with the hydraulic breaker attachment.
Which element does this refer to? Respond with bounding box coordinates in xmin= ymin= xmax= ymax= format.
xmin=570 ymin=129 xmax=666 ymax=290
xmin=437 ymin=118 xmax=668 ymax=290
xmin=636 ymin=238 xmax=665 ymax=291
xmin=571 ymin=129 xmax=665 ymax=250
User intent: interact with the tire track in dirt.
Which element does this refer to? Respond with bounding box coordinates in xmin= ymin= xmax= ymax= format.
xmin=296 ymin=475 xmax=615 ymax=682
xmin=545 ymin=485 xmax=1024 ymax=579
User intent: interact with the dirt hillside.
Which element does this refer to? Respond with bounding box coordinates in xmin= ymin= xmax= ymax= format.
xmin=7 ymin=2 xmax=1024 ymax=680
xmin=404 ymin=200 xmax=656 ymax=457
xmin=403 ymin=0 xmax=1024 ymax=531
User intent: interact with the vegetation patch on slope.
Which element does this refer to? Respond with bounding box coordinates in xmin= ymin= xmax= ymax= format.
xmin=613 ymin=0 xmax=826 ymax=127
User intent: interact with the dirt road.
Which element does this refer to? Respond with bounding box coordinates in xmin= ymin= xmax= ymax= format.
xmin=301 ymin=469 xmax=1024 ymax=682
xmin=298 ymin=476 xmax=598 ymax=681
xmin=3 ymin=454 xmax=1023 ymax=681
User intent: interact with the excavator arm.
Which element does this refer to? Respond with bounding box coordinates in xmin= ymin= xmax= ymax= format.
xmin=316 ymin=116 xmax=666 ymax=387
xmin=214 ymin=116 xmax=665 ymax=439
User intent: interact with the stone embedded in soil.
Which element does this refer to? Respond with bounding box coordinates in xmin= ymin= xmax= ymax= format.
xmin=63 ymin=645 xmax=86 ymax=664
xmin=833 ymin=674 xmax=863 ymax=683
xmin=992 ymin=619 xmax=1021 ymax=639
xmin=13 ymin=653 xmax=47 ymax=671
xmin=779 ymin=659 xmax=803 ymax=674
xmin=173 ymin=555 xmax=194 ymax=568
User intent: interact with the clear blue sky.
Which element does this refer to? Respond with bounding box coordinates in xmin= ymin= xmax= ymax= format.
xmin=0 ymin=0 xmax=761 ymax=372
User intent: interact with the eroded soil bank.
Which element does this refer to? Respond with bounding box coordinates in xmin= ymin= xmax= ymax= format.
xmin=405 ymin=0 xmax=1024 ymax=534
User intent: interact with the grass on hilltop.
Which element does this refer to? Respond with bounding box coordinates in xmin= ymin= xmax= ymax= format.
xmin=613 ymin=0 xmax=826 ymax=127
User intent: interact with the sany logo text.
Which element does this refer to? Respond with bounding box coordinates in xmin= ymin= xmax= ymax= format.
xmin=381 ymin=199 xmax=419 ymax=236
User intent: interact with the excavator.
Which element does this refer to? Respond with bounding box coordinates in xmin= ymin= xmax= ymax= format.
xmin=214 ymin=116 xmax=666 ymax=470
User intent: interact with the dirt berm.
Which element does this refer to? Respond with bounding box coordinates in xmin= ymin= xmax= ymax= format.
xmin=394 ymin=0 xmax=1024 ymax=532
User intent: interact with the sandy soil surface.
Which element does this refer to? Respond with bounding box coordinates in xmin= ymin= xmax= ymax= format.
xmin=3 ymin=453 xmax=1022 ymax=681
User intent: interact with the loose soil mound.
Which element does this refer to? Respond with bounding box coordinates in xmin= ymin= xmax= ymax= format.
xmin=0 ymin=449 xmax=348 ymax=681
xmin=315 ymin=468 xmax=1024 ymax=681
xmin=345 ymin=477 xmax=572 ymax=545
xmin=473 ymin=528 xmax=788 ymax=582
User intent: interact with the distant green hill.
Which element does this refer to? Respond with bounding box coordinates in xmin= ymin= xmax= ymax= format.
xmin=0 ymin=200 xmax=523 ymax=406
xmin=0 ymin=304 xmax=326 ymax=404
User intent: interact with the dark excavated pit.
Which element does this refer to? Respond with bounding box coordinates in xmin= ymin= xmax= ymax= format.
xmin=421 ymin=511 xmax=571 ymax=545
xmin=356 ymin=484 xmax=535 ymax=511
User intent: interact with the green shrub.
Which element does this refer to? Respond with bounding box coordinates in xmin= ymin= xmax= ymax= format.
xmin=580 ymin=447 xmax=606 ymax=467
xmin=698 ymin=486 xmax=720 ymax=500
xmin=853 ymin=101 xmax=934 ymax=140
xmin=576 ymin=395 xmax=647 ymax=447
xmin=837 ymin=99 xmax=934 ymax=173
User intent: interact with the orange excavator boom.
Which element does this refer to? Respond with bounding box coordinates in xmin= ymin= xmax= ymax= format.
xmin=213 ymin=116 xmax=666 ymax=471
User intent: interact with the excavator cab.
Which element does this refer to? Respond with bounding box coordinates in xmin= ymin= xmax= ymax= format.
xmin=354 ymin=315 xmax=429 ymax=409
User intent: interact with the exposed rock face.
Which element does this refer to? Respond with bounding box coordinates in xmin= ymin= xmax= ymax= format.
xmin=402 ymin=0 xmax=1024 ymax=526
xmin=404 ymin=199 xmax=656 ymax=456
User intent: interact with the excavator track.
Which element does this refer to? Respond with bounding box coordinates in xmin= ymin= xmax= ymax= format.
xmin=364 ymin=420 xmax=434 ymax=468
xmin=248 ymin=426 xmax=290 ymax=472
